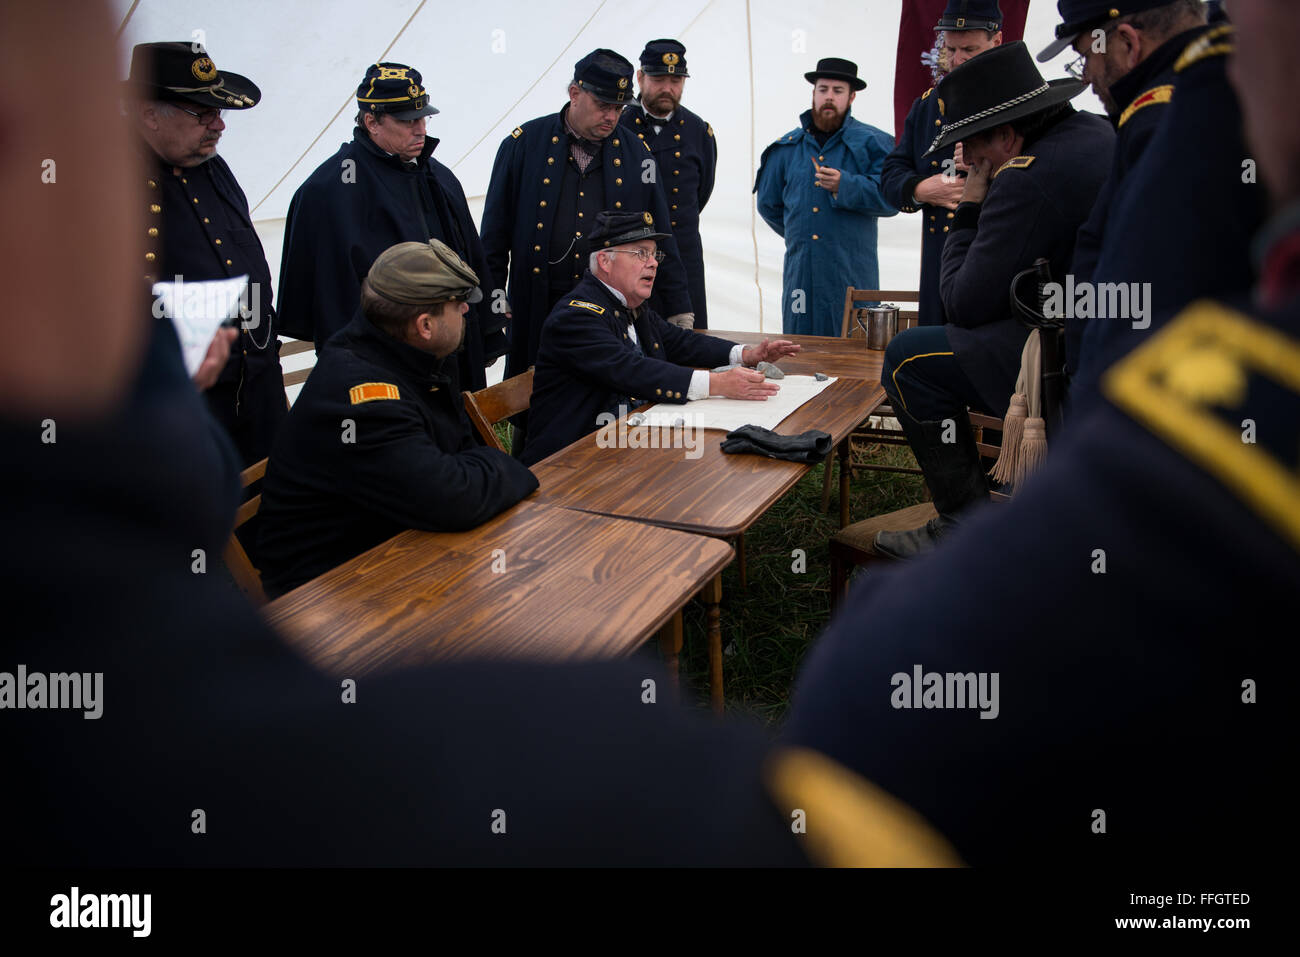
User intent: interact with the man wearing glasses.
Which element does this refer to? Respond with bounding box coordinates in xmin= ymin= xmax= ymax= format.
xmin=882 ymin=1 xmax=1004 ymax=328
xmin=276 ymin=63 xmax=501 ymax=393
xmin=522 ymin=211 xmax=798 ymax=464
xmin=1036 ymin=1 xmax=1218 ymax=377
xmin=128 ymin=41 xmax=286 ymax=468
xmin=482 ymin=50 xmax=695 ymax=456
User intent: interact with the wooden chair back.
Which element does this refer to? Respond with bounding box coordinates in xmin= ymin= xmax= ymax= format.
xmin=224 ymin=457 xmax=268 ymax=605
xmin=840 ymin=287 xmax=921 ymax=341
xmin=280 ymin=339 xmax=316 ymax=407
xmin=462 ymin=369 xmax=535 ymax=453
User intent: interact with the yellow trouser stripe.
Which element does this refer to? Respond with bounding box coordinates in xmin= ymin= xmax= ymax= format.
xmin=891 ymin=350 xmax=955 ymax=415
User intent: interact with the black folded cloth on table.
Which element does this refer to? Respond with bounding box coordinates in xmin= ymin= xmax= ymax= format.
xmin=719 ymin=424 xmax=832 ymax=463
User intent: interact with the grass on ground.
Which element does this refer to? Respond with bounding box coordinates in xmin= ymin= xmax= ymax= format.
xmin=678 ymin=442 xmax=926 ymax=725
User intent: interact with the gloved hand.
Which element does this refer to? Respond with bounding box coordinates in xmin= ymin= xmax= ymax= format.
xmin=719 ymin=424 xmax=832 ymax=463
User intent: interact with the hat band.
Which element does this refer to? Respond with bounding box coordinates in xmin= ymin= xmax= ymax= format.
xmin=927 ymin=81 xmax=1049 ymax=151
xmin=164 ymin=77 xmax=255 ymax=108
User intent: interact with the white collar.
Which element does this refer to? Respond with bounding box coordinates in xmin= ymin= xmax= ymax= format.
xmin=597 ymin=278 xmax=628 ymax=307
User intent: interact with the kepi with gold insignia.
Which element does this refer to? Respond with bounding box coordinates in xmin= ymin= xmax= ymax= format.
xmin=639 ymin=39 xmax=691 ymax=77
xmin=356 ymin=62 xmax=439 ymax=120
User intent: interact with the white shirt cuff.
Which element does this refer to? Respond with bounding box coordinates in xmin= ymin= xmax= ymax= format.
xmin=687 ymin=369 xmax=710 ymax=400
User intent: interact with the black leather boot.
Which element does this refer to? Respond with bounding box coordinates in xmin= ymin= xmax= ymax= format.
xmin=874 ymin=405 xmax=989 ymax=560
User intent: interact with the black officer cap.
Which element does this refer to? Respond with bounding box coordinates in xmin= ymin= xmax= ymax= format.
xmin=573 ymin=49 xmax=636 ymax=104
xmin=356 ymin=62 xmax=439 ymax=121
xmin=804 ymin=57 xmax=867 ymax=91
xmin=588 ymin=211 xmax=671 ymax=248
xmin=927 ymin=41 xmax=1087 ymax=153
xmin=367 ymin=239 xmax=482 ymax=305
xmin=126 ymin=41 xmax=260 ymax=110
xmin=1038 ymin=0 xmax=1174 ymax=62
xmin=640 ymin=39 xmax=690 ymax=77
xmin=936 ymin=0 xmax=1004 ymax=32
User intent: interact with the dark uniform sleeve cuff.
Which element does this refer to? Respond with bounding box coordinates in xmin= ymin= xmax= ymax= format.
xmin=905 ymin=175 xmax=927 ymax=213
xmin=952 ymin=201 xmax=981 ymax=231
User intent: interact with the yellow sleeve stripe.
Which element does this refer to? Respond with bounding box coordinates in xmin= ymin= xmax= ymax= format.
xmin=1103 ymin=301 xmax=1300 ymax=553
xmin=994 ymin=155 xmax=1035 ymax=178
xmin=1118 ymin=84 xmax=1174 ymax=129
xmin=1175 ymin=24 xmax=1235 ymax=73
xmin=349 ymin=382 xmax=401 ymax=404
xmin=764 ymin=747 xmax=964 ymax=867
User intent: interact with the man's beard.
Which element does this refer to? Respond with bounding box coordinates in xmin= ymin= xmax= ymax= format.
xmin=643 ymin=91 xmax=679 ymax=118
xmin=811 ymin=103 xmax=847 ymax=132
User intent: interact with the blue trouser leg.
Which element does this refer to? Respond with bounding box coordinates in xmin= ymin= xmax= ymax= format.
xmin=882 ymin=326 xmax=987 ymax=422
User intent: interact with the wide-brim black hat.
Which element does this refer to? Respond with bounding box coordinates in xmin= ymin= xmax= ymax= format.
xmin=126 ymin=42 xmax=260 ymax=110
xmin=926 ymin=41 xmax=1085 ymax=153
xmin=590 ymin=210 xmax=671 ymax=248
xmin=804 ymin=57 xmax=866 ymax=91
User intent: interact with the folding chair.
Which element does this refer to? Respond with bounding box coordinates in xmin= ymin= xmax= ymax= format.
xmin=462 ymin=368 xmax=534 ymax=453
xmin=224 ymin=457 xmax=268 ymax=605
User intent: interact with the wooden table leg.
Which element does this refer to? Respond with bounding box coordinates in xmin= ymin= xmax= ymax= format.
xmin=703 ymin=574 xmax=724 ymax=714
xmin=838 ymin=438 xmax=852 ymax=528
xmin=657 ymin=611 xmax=683 ymax=690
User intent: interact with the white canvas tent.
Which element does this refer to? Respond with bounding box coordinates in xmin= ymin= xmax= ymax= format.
xmin=114 ymin=0 xmax=1097 ymax=389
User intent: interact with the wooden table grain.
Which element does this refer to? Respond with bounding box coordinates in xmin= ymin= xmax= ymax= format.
xmin=529 ymin=372 xmax=886 ymax=711
xmin=531 ymin=377 xmax=883 ymax=536
xmin=263 ymin=500 xmax=733 ymax=679
xmin=709 ymin=329 xmax=884 ymax=382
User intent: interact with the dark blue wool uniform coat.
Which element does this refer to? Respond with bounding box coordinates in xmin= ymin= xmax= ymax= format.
xmin=146 ymin=150 xmax=286 ymax=466
xmin=619 ymin=101 xmax=717 ymax=327
xmin=3 ymin=403 xmax=813 ymax=867
xmin=755 ymin=110 xmax=898 ymax=337
xmin=482 ymin=105 xmax=693 ymax=377
xmin=1067 ymin=23 xmax=1219 ymax=372
xmin=275 ymin=128 xmax=503 ymax=392
xmin=940 ymin=108 xmax=1114 ymax=417
xmin=523 ymin=272 xmax=735 ymax=465
xmin=256 ymin=314 xmax=537 ymax=598
xmin=783 ymin=293 xmax=1292 ymax=866
xmin=1074 ymin=24 xmax=1266 ymax=394
xmin=881 ymin=87 xmax=956 ymax=327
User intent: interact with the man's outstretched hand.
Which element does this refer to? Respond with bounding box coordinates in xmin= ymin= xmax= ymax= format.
xmin=709 ymin=366 xmax=781 ymax=400
xmin=741 ymin=338 xmax=801 ymax=366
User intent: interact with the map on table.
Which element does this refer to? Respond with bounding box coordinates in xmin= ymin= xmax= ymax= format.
xmin=636 ymin=375 xmax=838 ymax=432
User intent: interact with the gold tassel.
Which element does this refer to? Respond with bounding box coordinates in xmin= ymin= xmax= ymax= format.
xmin=989 ymin=392 xmax=1027 ymax=485
xmin=1013 ymin=416 xmax=1049 ymax=486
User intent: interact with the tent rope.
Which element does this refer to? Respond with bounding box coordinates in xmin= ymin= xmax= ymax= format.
xmin=116 ymin=0 xmax=141 ymax=39
xmin=250 ymin=0 xmax=430 ymax=216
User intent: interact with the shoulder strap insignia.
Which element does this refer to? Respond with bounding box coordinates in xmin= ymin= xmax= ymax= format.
xmin=1118 ymin=84 xmax=1174 ymax=129
xmin=994 ymin=155 xmax=1035 ymax=178
xmin=1175 ymin=23 xmax=1234 ymax=73
xmin=568 ymin=299 xmax=605 ymax=315
xmin=349 ymin=382 xmax=401 ymax=405
xmin=510 ymin=126 xmax=523 ymax=139
xmin=707 ymin=123 xmax=714 ymax=137
xmin=764 ymin=748 xmax=963 ymax=867
xmin=921 ymin=87 xmax=934 ymax=100
xmin=1103 ymin=300 xmax=1300 ymax=553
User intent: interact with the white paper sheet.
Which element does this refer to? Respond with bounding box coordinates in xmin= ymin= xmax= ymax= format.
xmin=153 ymin=276 xmax=249 ymax=377
xmin=636 ymin=374 xmax=837 ymax=432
